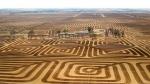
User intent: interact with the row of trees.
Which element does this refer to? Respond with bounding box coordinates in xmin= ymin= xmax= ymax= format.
xmin=105 ymin=28 xmax=125 ymax=37
xmin=86 ymin=26 xmax=125 ymax=39
xmin=56 ymin=29 xmax=69 ymax=38
xmin=8 ymin=27 xmax=125 ymax=40
xmin=28 ymin=29 xmax=69 ymax=39
xmin=56 ymin=29 xmax=69 ymax=34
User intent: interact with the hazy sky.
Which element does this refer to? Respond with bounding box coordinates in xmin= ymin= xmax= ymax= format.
xmin=0 ymin=0 xmax=149 ymax=8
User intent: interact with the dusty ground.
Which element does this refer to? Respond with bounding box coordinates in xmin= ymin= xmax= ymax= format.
xmin=0 ymin=10 xmax=150 ymax=84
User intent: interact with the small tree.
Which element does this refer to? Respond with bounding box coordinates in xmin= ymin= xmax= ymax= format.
xmin=57 ymin=30 xmax=61 ymax=34
xmin=87 ymin=26 xmax=94 ymax=38
xmin=87 ymin=26 xmax=93 ymax=34
xmin=28 ymin=29 xmax=34 ymax=39
xmin=10 ymin=29 xmax=16 ymax=39
xmin=48 ymin=30 xmax=51 ymax=37
xmin=56 ymin=30 xmax=61 ymax=38
xmin=63 ymin=29 xmax=68 ymax=38
xmin=121 ymin=30 xmax=125 ymax=37
xmin=63 ymin=29 xmax=68 ymax=33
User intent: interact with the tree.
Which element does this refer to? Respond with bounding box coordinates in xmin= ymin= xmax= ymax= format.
xmin=63 ymin=29 xmax=68 ymax=33
xmin=10 ymin=29 xmax=16 ymax=39
xmin=57 ymin=30 xmax=61 ymax=34
xmin=28 ymin=29 xmax=34 ymax=39
xmin=87 ymin=26 xmax=94 ymax=38
xmin=105 ymin=29 xmax=109 ymax=37
xmin=56 ymin=30 xmax=61 ymax=38
xmin=87 ymin=26 xmax=93 ymax=34
xmin=121 ymin=30 xmax=125 ymax=37
xmin=63 ymin=29 xmax=68 ymax=38
xmin=48 ymin=30 xmax=51 ymax=37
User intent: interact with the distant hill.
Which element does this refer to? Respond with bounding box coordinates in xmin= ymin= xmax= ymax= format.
xmin=0 ymin=8 xmax=150 ymax=14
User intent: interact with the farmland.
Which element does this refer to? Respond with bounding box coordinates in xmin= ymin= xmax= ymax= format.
xmin=0 ymin=9 xmax=150 ymax=84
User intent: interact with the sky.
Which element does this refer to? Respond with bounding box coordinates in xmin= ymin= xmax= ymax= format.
xmin=0 ymin=0 xmax=149 ymax=9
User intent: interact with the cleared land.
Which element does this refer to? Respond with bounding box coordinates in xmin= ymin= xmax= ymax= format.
xmin=0 ymin=9 xmax=150 ymax=84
